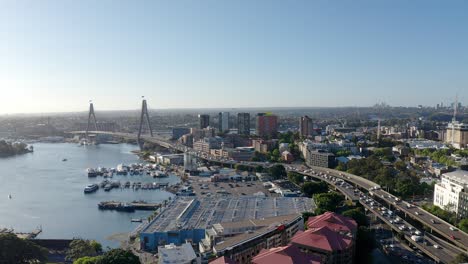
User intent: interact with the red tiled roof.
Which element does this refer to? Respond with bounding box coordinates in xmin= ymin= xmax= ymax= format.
xmin=291 ymin=226 xmax=352 ymax=252
xmin=210 ymin=256 xmax=237 ymax=264
xmin=307 ymin=211 xmax=357 ymax=233
xmin=252 ymin=245 xmax=322 ymax=264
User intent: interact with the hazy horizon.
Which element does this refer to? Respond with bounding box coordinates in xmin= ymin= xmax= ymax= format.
xmin=1 ymin=0 xmax=467 ymax=114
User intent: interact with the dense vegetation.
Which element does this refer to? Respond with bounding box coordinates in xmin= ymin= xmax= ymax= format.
xmin=336 ymin=156 xmax=432 ymax=198
xmin=0 ymin=140 xmax=31 ymax=157
xmin=66 ymin=239 xmax=102 ymax=261
xmin=74 ymin=249 xmax=140 ymax=264
xmin=0 ymin=233 xmax=48 ymax=263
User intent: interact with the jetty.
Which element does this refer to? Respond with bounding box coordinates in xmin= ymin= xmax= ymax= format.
xmin=0 ymin=227 xmax=42 ymax=239
xmin=98 ymin=201 xmax=161 ymax=212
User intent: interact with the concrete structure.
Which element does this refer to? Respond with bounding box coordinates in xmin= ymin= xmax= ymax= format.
xmin=252 ymin=139 xmax=277 ymax=153
xmin=202 ymin=214 xmax=305 ymax=264
xmin=446 ymin=122 xmax=468 ymax=149
xmin=158 ymin=242 xmax=200 ymax=264
xmin=210 ymin=147 xmax=254 ymax=161
xmin=157 ymin=154 xmax=184 ymax=165
xmin=199 ymin=114 xmax=210 ymax=129
xmin=172 ymin=127 xmax=191 ymax=140
xmin=137 ymin=98 xmax=154 ymax=143
xmin=306 ymin=149 xmax=335 ymax=168
xmin=193 ymin=137 xmax=223 ymax=153
xmin=237 ymin=113 xmax=250 ymax=136
xmin=434 ymin=170 xmax=468 ymax=218
xmin=218 ymin=112 xmax=230 ymax=133
xmin=299 ymin=115 xmax=313 ymax=138
xmin=140 ymin=197 xmax=314 ymax=251
xmin=256 ymin=113 xmax=278 ymax=138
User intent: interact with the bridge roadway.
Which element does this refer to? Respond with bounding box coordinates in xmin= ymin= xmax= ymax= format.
xmin=73 ymin=130 xmax=468 ymax=255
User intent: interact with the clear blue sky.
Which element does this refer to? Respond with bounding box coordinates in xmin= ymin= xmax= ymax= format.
xmin=0 ymin=0 xmax=467 ymax=114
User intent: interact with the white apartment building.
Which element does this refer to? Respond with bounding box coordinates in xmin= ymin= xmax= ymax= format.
xmin=434 ymin=170 xmax=468 ymax=218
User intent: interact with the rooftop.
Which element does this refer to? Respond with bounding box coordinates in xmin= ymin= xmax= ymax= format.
xmin=158 ymin=243 xmax=197 ymax=264
xmin=307 ymin=211 xmax=357 ymax=234
xmin=209 ymin=256 xmax=237 ymax=264
xmin=442 ymin=170 xmax=468 ymax=186
xmin=213 ymin=214 xmax=301 ymax=252
xmin=142 ymin=196 xmax=314 ymax=234
xmin=291 ymin=226 xmax=353 ymax=252
xmin=252 ymin=245 xmax=322 ymax=264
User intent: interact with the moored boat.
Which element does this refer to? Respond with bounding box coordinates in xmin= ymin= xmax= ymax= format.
xmin=84 ymin=184 xmax=99 ymax=193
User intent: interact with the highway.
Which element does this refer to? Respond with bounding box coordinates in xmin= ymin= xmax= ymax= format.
xmin=301 ymin=170 xmax=464 ymax=264
xmin=303 ymin=166 xmax=468 ymax=252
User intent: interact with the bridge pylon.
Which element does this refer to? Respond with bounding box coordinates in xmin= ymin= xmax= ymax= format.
xmin=86 ymin=101 xmax=98 ymax=138
xmin=137 ymin=97 xmax=153 ymax=147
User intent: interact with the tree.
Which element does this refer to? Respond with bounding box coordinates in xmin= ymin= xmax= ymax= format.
xmin=269 ymin=164 xmax=286 ymax=180
xmin=100 ymin=249 xmax=140 ymax=264
xmin=342 ymin=208 xmax=368 ymax=226
xmin=255 ymin=165 xmax=264 ymax=173
xmin=66 ymin=239 xmax=101 ymax=261
xmin=314 ymin=192 xmax=344 ymax=214
xmin=301 ymin=181 xmax=328 ymax=197
xmin=287 ymin=171 xmax=304 ymax=185
xmin=458 ymin=218 xmax=468 ymax=233
xmin=0 ymin=233 xmax=48 ymax=263
xmin=74 ymin=256 xmax=103 ymax=264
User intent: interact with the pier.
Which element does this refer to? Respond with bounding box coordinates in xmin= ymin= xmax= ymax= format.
xmin=0 ymin=227 xmax=42 ymax=239
xmin=98 ymin=201 xmax=161 ymax=212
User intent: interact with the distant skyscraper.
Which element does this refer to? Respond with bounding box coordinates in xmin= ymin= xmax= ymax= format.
xmin=299 ymin=115 xmax=313 ymax=137
xmin=256 ymin=113 xmax=278 ymax=137
xmin=237 ymin=113 xmax=250 ymax=135
xmin=218 ymin=112 xmax=230 ymax=132
xmin=198 ymin=114 xmax=210 ymax=129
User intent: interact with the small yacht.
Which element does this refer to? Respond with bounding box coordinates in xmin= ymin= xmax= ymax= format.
xmin=8 ymin=194 xmax=12 ymax=199
xmin=87 ymin=168 xmax=97 ymax=177
xmin=84 ymin=184 xmax=99 ymax=194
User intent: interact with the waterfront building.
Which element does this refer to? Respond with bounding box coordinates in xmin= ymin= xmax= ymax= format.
xmin=218 ymin=112 xmax=230 ymax=133
xmin=199 ymin=114 xmax=210 ymax=129
xmin=445 ymin=122 xmax=468 ymax=149
xmin=237 ymin=113 xmax=250 ymax=136
xmin=434 ymin=170 xmax=468 ymax=218
xmin=299 ymin=115 xmax=313 ymax=138
xmin=256 ymin=113 xmax=278 ymax=138
xmin=140 ymin=197 xmax=314 ymax=251
xmin=193 ymin=137 xmax=223 ymax=153
xmin=156 ymin=154 xmax=184 ymax=165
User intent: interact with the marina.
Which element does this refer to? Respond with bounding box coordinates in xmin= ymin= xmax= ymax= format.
xmin=0 ymin=143 xmax=179 ymax=248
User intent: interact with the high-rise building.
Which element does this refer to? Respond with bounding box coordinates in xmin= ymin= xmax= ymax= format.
xmin=299 ymin=115 xmax=313 ymax=137
xmin=434 ymin=170 xmax=468 ymax=218
xmin=445 ymin=122 xmax=468 ymax=149
xmin=237 ymin=113 xmax=250 ymax=135
xmin=256 ymin=113 xmax=278 ymax=138
xmin=218 ymin=112 xmax=230 ymax=132
xmin=198 ymin=114 xmax=210 ymax=129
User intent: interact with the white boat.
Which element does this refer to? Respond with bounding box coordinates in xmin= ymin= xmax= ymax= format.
xmin=84 ymin=184 xmax=99 ymax=193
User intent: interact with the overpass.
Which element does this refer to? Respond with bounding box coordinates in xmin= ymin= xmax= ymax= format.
xmin=301 ymin=166 xmax=468 ymax=252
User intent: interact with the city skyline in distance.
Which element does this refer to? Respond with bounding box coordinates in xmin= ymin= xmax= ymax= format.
xmin=1 ymin=0 xmax=467 ymax=114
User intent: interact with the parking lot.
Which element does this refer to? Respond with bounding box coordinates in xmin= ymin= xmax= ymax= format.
xmin=187 ymin=176 xmax=279 ymax=197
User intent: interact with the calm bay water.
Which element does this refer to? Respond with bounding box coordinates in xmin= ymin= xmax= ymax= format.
xmin=0 ymin=143 xmax=178 ymax=248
